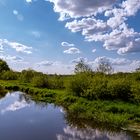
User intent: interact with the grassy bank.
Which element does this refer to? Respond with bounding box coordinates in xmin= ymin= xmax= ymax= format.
xmin=0 ymin=79 xmax=140 ymax=129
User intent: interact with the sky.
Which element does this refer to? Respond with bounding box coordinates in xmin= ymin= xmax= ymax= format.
xmin=0 ymin=0 xmax=140 ymax=74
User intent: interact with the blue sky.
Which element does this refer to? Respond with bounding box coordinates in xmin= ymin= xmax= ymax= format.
xmin=0 ymin=0 xmax=140 ymax=74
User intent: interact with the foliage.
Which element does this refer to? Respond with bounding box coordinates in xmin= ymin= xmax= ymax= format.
xmin=67 ymin=72 xmax=140 ymax=102
xmin=86 ymin=77 xmax=108 ymax=100
xmin=19 ymin=69 xmax=40 ymax=83
xmin=0 ymin=59 xmax=10 ymax=73
xmin=74 ymin=60 xmax=92 ymax=73
xmin=0 ymin=70 xmax=18 ymax=80
xmin=48 ymin=75 xmax=64 ymax=89
xmin=67 ymin=73 xmax=92 ymax=96
xmin=32 ymin=75 xmax=49 ymax=88
xmin=96 ymin=58 xmax=113 ymax=74
xmin=107 ymin=79 xmax=132 ymax=101
xmin=136 ymin=66 xmax=140 ymax=72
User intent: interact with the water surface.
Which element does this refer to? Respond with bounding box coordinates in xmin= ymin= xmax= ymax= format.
xmin=0 ymin=92 xmax=139 ymax=140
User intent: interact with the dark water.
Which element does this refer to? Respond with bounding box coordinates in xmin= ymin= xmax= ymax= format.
xmin=0 ymin=92 xmax=139 ymax=140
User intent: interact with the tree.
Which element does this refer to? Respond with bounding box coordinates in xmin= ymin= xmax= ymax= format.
xmin=20 ymin=69 xmax=36 ymax=82
xmin=0 ymin=59 xmax=10 ymax=73
xmin=96 ymin=58 xmax=113 ymax=74
xmin=74 ymin=60 xmax=92 ymax=73
xmin=136 ymin=66 xmax=140 ymax=72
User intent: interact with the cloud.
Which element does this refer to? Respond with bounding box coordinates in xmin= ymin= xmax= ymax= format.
xmin=66 ymin=17 xmax=140 ymax=54
xmin=110 ymin=58 xmax=131 ymax=65
xmin=47 ymin=0 xmax=140 ymax=55
xmin=35 ymin=60 xmax=74 ymax=74
xmin=94 ymin=56 xmax=131 ymax=66
xmin=47 ymin=0 xmax=117 ymax=20
xmin=92 ymin=49 xmax=96 ymax=53
xmin=13 ymin=9 xmax=24 ymax=21
xmin=26 ymin=0 xmax=32 ymax=3
xmin=37 ymin=60 xmax=54 ymax=66
xmin=71 ymin=57 xmax=88 ymax=63
xmin=65 ymin=17 xmax=110 ymax=34
xmin=0 ymin=39 xmax=32 ymax=54
xmin=36 ymin=60 xmax=62 ymax=67
xmin=63 ymin=47 xmax=80 ymax=54
xmin=13 ymin=10 xmax=18 ymax=15
xmin=30 ymin=31 xmax=41 ymax=38
xmin=8 ymin=42 xmax=32 ymax=54
xmin=61 ymin=42 xmax=74 ymax=47
xmin=130 ymin=60 xmax=140 ymax=68
xmin=0 ymin=55 xmax=23 ymax=62
xmin=121 ymin=0 xmax=140 ymax=16
xmin=117 ymin=38 xmax=140 ymax=54
xmin=103 ymin=24 xmax=140 ymax=54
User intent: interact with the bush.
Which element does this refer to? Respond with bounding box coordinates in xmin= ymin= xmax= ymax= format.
xmin=19 ymin=69 xmax=36 ymax=82
xmin=107 ymin=79 xmax=132 ymax=101
xmin=1 ymin=71 xmax=18 ymax=80
xmin=48 ymin=75 xmax=64 ymax=89
xmin=67 ymin=73 xmax=92 ymax=97
xmin=131 ymin=83 xmax=140 ymax=103
xmin=134 ymin=72 xmax=140 ymax=81
xmin=32 ymin=75 xmax=49 ymax=88
xmin=19 ymin=69 xmax=43 ymax=83
xmin=86 ymin=77 xmax=108 ymax=100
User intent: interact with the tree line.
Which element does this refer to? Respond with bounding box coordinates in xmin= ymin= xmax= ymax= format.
xmin=0 ymin=59 xmax=140 ymax=103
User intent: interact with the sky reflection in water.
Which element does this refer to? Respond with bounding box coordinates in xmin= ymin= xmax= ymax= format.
xmin=0 ymin=92 xmax=139 ymax=140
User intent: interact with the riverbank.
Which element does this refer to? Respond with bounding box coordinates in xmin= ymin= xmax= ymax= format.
xmin=0 ymin=79 xmax=140 ymax=130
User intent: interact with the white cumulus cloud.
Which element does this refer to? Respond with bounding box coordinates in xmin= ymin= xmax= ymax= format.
xmin=61 ymin=42 xmax=74 ymax=47
xmin=46 ymin=0 xmax=140 ymax=55
xmin=0 ymin=55 xmax=23 ymax=62
xmin=47 ymin=0 xmax=117 ymax=20
xmin=26 ymin=0 xmax=32 ymax=3
xmin=0 ymin=39 xmax=32 ymax=54
xmin=63 ymin=47 xmax=80 ymax=54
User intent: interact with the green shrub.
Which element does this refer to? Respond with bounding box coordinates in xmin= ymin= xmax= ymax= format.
xmin=48 ymin=75 xmax=64 ymax=89
xmin=67 ymin=73 xmax=92 ymax=97
xmin=19 ymin=69 xmax=35 ymax=82
xmin=107 ymin=79 xmax=132 ymax=101
xmin=131 ymin=83 xmax=140 ymax=103
xmin=86 ymin=77 xmax=108 ymax=100
xmin=134 ymin=72 xmax=140 ymax=81
xmin=1 ymin=71 xmax=18 ymax=80
xmin=32 ymin=75 xmax=49 ymax=88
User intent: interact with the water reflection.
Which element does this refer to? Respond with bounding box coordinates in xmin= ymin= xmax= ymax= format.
xmin=0 ymin=92 xmax=30 ymax=114
xmin=57 ymin=111 xmax=134 ymax=140
xmin=0 ymin=92 xmax=139 ymax=140
xmin=57 ymin=125 xmax=133 ymax=140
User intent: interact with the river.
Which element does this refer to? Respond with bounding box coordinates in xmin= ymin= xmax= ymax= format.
xmin=0 ymin=92 xmax=139 ymax=140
